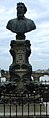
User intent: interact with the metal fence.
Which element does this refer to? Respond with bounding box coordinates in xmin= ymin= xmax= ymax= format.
xmin=0 ymin=80 xmax=49 ymax=118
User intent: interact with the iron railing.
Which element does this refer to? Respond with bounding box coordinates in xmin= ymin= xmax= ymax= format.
xmin=0 ymin=80 xmax=49 ymax=118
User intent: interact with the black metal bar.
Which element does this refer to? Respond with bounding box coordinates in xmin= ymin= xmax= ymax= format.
xmin=34 ymin=102 xmax=35 ymax=117
xmin=28 ymin=93 xmax=29 ymax=118
xmin=10 ymin=94 xmax=11 ymax=118
xmin=40 ymin=91 xmax=42 ymax=117
xmin=10 ymin=104 xmax=11 ymax=118
xmin=16 ymin=104 xmax=17 ymax=117
xmin=40 ymin=103 xmax=42 ymax=118
xmin=45 ymin=91 xmax=48 ymax=118
xmin=16 ymin=93 xmax=17 ymax=117
xmin=4 ymin=94 xmax=5 ymax=117
xmin=46 ymin=102 xmax=47 ymax=118
xmin=22 ymin=93 xmax=23 ymax=116
xmin=4 ymin=103 xmax=5 ymax=117
xmin=45 ymin=85 xmax=48 ymax=118
xmin=34 ymin=92 xmax=35 ymax=117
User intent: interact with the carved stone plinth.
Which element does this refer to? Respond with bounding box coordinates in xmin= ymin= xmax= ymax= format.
xmin=9 ymin=39 xmax=32 ymax=82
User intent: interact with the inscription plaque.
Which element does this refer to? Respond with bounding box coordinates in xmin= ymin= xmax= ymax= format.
xmin=16 ymin=49 xmax=25 ymax=64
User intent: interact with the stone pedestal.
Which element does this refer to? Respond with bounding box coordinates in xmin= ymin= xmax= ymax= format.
xmin=9 ymin=39 xmax=32 ymax=82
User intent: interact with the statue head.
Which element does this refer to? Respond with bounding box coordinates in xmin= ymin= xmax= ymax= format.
xmin=17 ymin=2 xmax=27 ymax=19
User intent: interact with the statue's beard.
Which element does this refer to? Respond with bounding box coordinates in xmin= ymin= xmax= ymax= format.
xmin=17 ymin=12 xmax=24 ymax=19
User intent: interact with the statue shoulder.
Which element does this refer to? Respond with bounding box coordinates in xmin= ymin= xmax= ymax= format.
xmin=27 ymin=18 xmax=36 ymax=30
xmin=24 ymin=17 xmax=36 ymax=30
xmin=6 ymin=18 xmax=17 ymax=30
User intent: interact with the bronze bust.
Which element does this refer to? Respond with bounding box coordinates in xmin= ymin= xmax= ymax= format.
xmin=6 ymin=2 xmax=36 ymax=39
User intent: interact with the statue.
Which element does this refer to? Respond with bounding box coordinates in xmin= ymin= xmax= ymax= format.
xmin=6 ymin=2 xmax=36 ymax=39
xmin=6 ymin=2 xmax=36 ymax=82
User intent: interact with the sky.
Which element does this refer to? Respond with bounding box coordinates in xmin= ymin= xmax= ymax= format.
xmin=0 ymin=0 xmax=49 ymax=71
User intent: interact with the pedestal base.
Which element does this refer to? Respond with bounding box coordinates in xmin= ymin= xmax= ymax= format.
xmin=9 ymin=39 xmax=32 ymax=82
